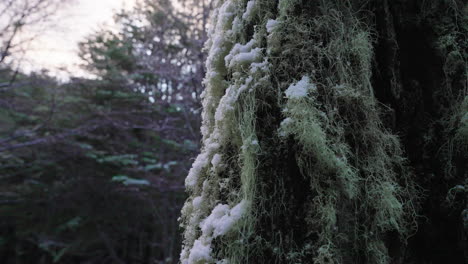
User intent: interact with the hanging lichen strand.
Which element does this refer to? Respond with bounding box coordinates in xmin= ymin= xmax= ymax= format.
xmin=179 ymin=0 xmax=421 ymax=263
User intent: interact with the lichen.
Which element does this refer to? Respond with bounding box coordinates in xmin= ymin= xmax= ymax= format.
xmin=181 ymin=0 xmax=421 ymax=263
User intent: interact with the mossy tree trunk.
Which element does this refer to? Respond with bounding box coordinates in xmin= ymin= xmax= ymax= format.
xmin=373 ymin=1 xmax=467 ymax=263
xmin=179 ymin=0 xmax=467 ymax=263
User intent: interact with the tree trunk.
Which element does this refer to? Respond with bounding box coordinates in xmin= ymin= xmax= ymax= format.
xmin=180 ymin=0 xmax=467 ymax=263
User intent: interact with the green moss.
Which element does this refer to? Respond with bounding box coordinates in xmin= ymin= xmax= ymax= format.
xmin=455 ymin=96 xmax=468 ymax=148
xmin=271 ymin=1 xmax=419 ymax=262
xmin=181 ymin=0 xmax=422 ymax=263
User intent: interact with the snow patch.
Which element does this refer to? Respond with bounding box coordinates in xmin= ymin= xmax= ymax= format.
xmin=184 ymin=200 xmax=249 ymax=263
xmin=278 ymin=117 xmax=294 ymax=137
xmin=188 ymin=238 xmax=213 ymax=263
xmin=211 ymin=153 xmax=223 ymax=169
xmin=180 ymin=247 xmax=189 ymax=264
xmin=231 ymin=48 xmax=262 ymax=66
xmin=211 ymin=153 xmax=223 ymax=167
xmin=214 ymin=76 xmax=253 ymax=123
xmin=225 ymin=39 xmax=262 ymax=69
xmin=285 ymin=76 xmax=316 ymax=99
xmin=200 ymin=200 xmax=249 ymax=238
xmin=192 ymin=196 xmax=203 ymax=210
xmin=280 ymin=117 xmax=294 ymax=127
xmin=231 ymin=16 xmax=242 ymax=33
xmin=185 ymin=153 xmax=209 ymax=188
xmin=250 ymin=59 xmax=269 ymax=74
xmin=242 ymin=0 xmax=256 ymax=21
xmin=185 ymin=137 xmax=222 ymax=189
xmin=266 ymin=19 xmax=279 ymax=33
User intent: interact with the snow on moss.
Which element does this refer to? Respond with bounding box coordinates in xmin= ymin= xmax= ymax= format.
xmin=225 ymin=38 xmax=262 ymax=69
xmin=188 ymin=238 xmax=213 ymax=263
xmin=201 ymin=0 xmax=237 ymax=139
xmin=250 ymin=59 xmax=269 ymax=74
xmin=211 ymin=153 xmax=223 ymax=168
xmin=242 ymin=0 xmax=256 ymax=21
xmin=214 ymin=76 xmax=253 ymax=123
xmin=285 ymin=76 xmax=316 ymax=99
xmin=280 ymin=117 xmax=293 ymax=127
xmin=184 ymin=138 xmax=222 ymax=189
xmin=186 ymin=39 xmax=260 ymax=190
xmin=201 ymin=199 xmax=248 ymax=238
xmin=278 ymin=117 xmax=294 ymax=137
xmin=231 ymin=16 xmax=242 ymax=35
xmin=231 ymin=48 xmax=262 ymax=68
xmin=184 ymin=200 xmax=249 ymax=263
xmin=192 ymin=196 xmax=204 ymax=210
xmin=185 ymin=153 xmax=209 ymax=188
xmin=182 ymin=0 xmax=421 ymax=263
xmin=266 ymin=19 xmax=279 ymax=33
xmin=181 ymin=1 xmax=264 ymax=262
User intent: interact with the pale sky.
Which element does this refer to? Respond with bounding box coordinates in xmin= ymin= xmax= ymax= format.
xmin=20 ymin=0 xmax=136 ymax=79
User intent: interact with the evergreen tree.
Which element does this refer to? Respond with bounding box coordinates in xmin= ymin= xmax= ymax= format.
xmin=180 ymin=0 xmax=467 ymax=263
xmin=0 ymin=1 xmax=210 ymax=263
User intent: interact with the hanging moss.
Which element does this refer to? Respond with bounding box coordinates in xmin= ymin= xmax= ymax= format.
xmin=180 ymin=0 xmax=467 ymax=263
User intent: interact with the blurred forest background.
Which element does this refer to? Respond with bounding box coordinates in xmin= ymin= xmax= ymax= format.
xmin=0 ymin=0 xmax=211 ymax=263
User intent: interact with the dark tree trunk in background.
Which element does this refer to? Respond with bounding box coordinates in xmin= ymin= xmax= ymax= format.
xmin=180 ymin=0 xmax=467 ymax=263
xmin=372 ymin=1 xmax=467 ymax=263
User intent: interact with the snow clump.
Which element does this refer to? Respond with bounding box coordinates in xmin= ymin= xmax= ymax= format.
xmin=285 ymin=76 xmax=316 ymax=99
xmin=225 ymin=38 xmax=262 ymax=69
xmin=201 ymin=200 xmax=248 ymax=238
xmin=242 ymin=0 xmax=256 ymax=21
xmin=266 ymin=19 xmax=279 ymax=33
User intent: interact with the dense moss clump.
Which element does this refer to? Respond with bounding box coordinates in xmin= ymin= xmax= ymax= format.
xmin=180 ymin=0 xmax=467 ymax=263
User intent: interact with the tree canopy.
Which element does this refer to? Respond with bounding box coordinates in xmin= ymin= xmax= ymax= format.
xmin=0 ymin=0 xmax=211 ymax=263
